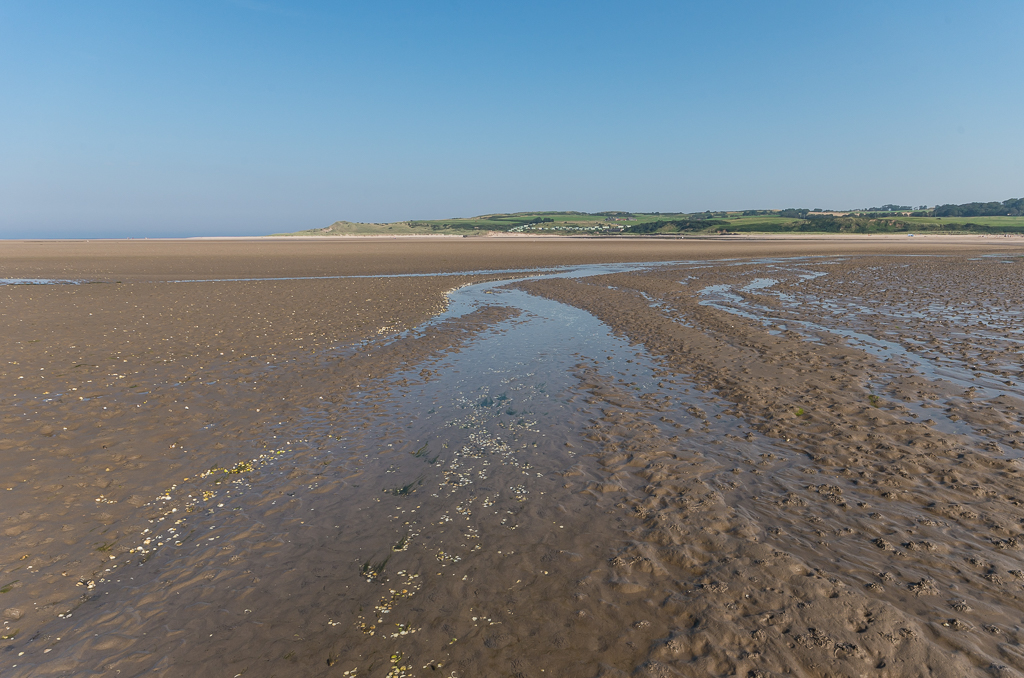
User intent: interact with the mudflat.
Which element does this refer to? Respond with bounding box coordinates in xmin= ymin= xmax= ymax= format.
xmin=3 ymin=236 xmax=1024 ymax=677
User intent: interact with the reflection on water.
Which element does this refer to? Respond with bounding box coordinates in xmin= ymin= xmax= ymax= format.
xmin=0 ymin=278 xmax=88 ymax=285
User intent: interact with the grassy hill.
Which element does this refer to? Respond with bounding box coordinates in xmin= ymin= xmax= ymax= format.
xmin=276 ymin=204 xmax=1024 ymax=237
xmin=277 ymin=212 xmax=641 ymax=236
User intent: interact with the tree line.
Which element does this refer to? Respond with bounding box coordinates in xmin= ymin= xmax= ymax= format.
xmin=933 ymin=198 xmax=1023 ymax=217
xmin=624 ymin=219 xmax=729 ymax=234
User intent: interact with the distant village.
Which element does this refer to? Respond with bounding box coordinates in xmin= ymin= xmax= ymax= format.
xmin=509 ymin=217 xmax=636 ymax=234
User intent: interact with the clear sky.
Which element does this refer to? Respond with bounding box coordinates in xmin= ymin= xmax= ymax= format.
xmin=1 ymin=1 xmax=1021 ymax=238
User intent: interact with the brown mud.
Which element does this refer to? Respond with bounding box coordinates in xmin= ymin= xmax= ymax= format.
xmin=2 ymin=239 xmax=1024 ymax=677
xmin=515 ymin=254 xmax=1024 ymax=677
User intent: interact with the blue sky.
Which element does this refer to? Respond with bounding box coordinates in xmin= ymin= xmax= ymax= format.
xmin=1 ymin=1 xmax=1021 ymax=238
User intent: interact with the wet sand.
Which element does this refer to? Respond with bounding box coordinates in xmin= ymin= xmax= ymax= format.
xmin=3 ymin=237 xmax=1024 ymax=677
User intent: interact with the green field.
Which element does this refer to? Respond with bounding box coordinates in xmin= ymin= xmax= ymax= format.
xmin=277 ymin=208 xmax=1024 ymax=237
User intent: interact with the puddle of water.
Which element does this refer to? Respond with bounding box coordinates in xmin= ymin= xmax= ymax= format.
xmin=0 ymin=278 xmax=88 ymax=285
xmin=741 ymin=278 xmax=779 ymax=292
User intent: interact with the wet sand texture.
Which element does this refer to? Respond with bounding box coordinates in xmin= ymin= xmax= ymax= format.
xmin=3 ymin=239 xmax=1024 ymax=677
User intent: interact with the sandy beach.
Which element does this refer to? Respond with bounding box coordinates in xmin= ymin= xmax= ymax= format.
xmin=3 ymin=236 xmax=1024 ymax=677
